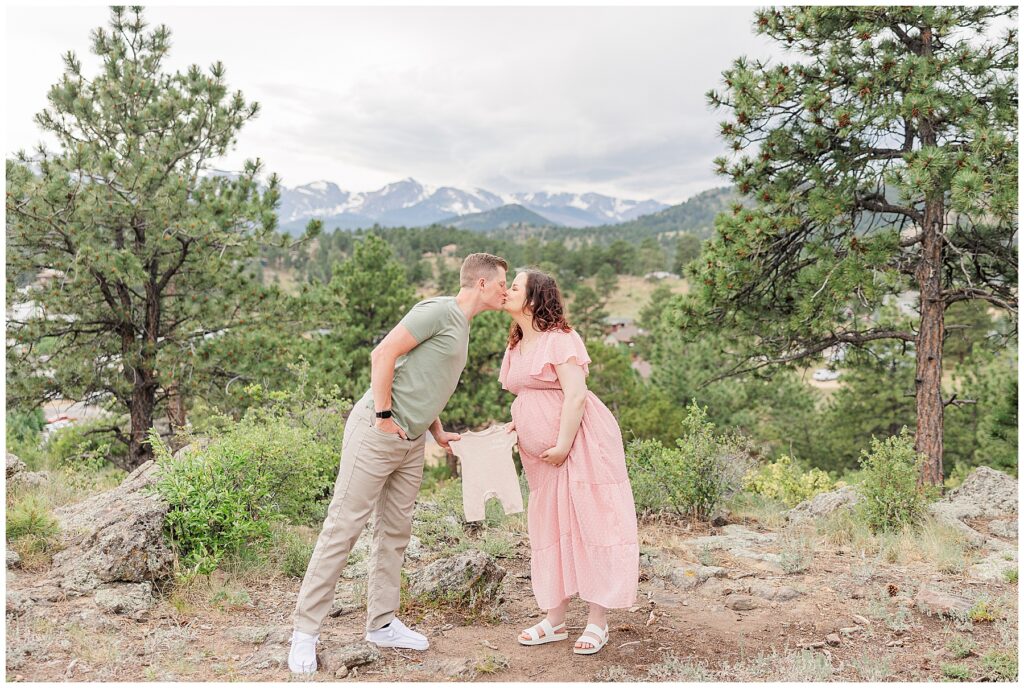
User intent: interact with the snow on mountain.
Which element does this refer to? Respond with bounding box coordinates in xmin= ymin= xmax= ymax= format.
xmin=275 ymin=177 xmax=669 ymax=234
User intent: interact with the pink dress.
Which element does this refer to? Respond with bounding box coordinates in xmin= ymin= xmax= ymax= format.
xmin=499 ymin=328 xmax=639 ymax=610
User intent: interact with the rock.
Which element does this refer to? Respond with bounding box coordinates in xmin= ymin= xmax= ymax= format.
xmin=914 ymin=584 xmax=973 ymax=617
xmin=669 ymin=564 xmax=726 ymax=589
xmin=725 ymin=595 xmax=759 ymax=611
xmin=94 ymin=582 xmax=155 ymax=618
xmin=319 ymin=643 xmax=381 ymax=673
xmin=6 ymin=453 xmax=26 ymax=479
xmin=710 ymin=508 xmax=731 ymax=527
xmin=968 ymin=547 xmax=1018 ymax=582
xmin=988 ymin=519 xmax=1018 ymax=540
xmin=226 ymin=626 xmax=271 ymax=644
xmin=825 ymin=633 xmax=841 ymax=646
xmin=7 ymin=549 xmax=21 ymax=569
xmin=745 ymin=580 xmax=801 ymax=602
xmin=929 ymin=468 xmax=1017 ymax=547
xmin=425 ymin=657 xmax=476 ymax=679
xmin=408 ymin=550 xmax=505 ymax=607
xmin=6 ymin=590 xmax=30 ymax=618
xmin=786 ymin=486 xmax=862 ymax=523
xmin=839 ymin=626 xmax=862 ymax=636
xmin=684 ymin=525 xmax=783 ymax=571
xmin=851 ymin=614 xmax=870 ymax=626
xmin=47 ymin=461 xmax=174 ymax=593
xmin=335 ymin=666 xmax=349 ymax=678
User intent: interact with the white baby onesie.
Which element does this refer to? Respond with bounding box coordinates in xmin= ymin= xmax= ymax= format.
xmin=450 ymin=425 xmax=524 ymax=522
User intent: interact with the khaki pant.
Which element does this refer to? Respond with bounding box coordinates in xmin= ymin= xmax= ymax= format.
xmin=292 ymin=400 xmax=427 ymax=634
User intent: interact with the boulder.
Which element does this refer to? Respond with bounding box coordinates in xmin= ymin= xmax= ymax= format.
xmin=94 ymin=581 xmax=156 ymax=618
xmin=6 ymin=453 xmax=26 ymax=479
xmin=7 ymin=549 xmax=22 ymax=570
xmin=930 ymin=466 xmax=1017 ymax=521
xmin=725 ymin=595 xmax=759 ymax=611
xmin=408 ymin=550 xmax=505 ymax=607
xmin=318 ymin=642 xmax=381 ymax=673
xmin=48 ymin=460 xmax=174 ymax=594
xmin=914 ymin=584 xmax=973 ymax=618
xmin=988 ymin=519 xmax=1018 ymax=540
xmin=786 ymin=486 xmax=862 ymax=523
xmin=968 ymin=547 xmax=1018 ymax=583
xmin=669 ymin=564 xmax=727 ymax=589
xmin=6 ymin=590 xmax=30 ymax=618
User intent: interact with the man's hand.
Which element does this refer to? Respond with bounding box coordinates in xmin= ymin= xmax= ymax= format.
xmin=375 ymin=417 xmax=408 ymax=440
xmin=539 ymin=444 xmax=570 ymax=467
xmin=433 ymin=429 xmax=462 ymax=452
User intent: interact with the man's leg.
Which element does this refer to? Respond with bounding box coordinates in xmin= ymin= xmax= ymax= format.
xmin=292 ymin=404 xmax=408 ymax=635
xmin=365 ymin=435 xmax=427 ymax=633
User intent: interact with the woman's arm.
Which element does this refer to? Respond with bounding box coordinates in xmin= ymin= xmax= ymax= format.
xmin=540 ymin=358 xmax=588 ymax=466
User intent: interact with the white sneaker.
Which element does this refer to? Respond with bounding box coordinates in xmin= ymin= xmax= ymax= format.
xmin=288 ymin=629 xmax=319 ymax=673
xmin=365 ymin=617 xmax=429 ymax=650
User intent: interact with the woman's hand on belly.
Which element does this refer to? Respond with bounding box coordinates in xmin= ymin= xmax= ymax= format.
xmin=539 ymin=444 xmax=570 ymax=467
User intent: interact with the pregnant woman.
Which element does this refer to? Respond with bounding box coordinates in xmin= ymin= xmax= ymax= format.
xmin=499 ymin=269 xmax=639 ymax=655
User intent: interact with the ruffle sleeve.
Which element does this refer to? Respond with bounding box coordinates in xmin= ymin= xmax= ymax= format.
xmin=529 ymin=329 xmax=591 ymax=382
xmin=498 ymin=346 xmax=512 ymax=390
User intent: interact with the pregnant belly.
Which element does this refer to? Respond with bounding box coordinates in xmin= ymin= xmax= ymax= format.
xmin=511 ymin=393 xmax=561 ymax=458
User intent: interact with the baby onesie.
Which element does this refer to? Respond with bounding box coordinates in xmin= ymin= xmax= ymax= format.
xmin=450 ymin=425 xmax=524 ymax=522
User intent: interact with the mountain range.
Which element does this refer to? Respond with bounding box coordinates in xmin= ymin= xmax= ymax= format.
xmin=275 ymin=177 xmax=668 ymax=234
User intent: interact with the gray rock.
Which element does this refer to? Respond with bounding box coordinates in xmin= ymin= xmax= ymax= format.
xmin=914 ymin=584 xmax=973 ymax=617
xmin=48 ymin=460 xmax=174 ymax=593
xmin=988 ymin=519 xmax=1018 ymax=540
xmin=746 ymin=580 xmax=801 ymax=602
xmin=319 ymin=642 xmax=381 ymax=673
xmin=6 ymin=453 xmax=26 ymax=479
xmin=930 ymin=466 xmax=1017 ymax=522
xmin=825 ymin=633 xmax=841 ymax=646
xmin=7 ymin=549 xmax=21 ymax=569
xmin=725 ymin=595 xmax=759 ymax=611
xmin=408 ymin=549 xmax=505 ymax=607
xmin=226 ymin=626 xmax=271 ymax=644
xmin=7 ymin=590 xmax=30 ymax=618
xmin=968 ymin=547 xmax=1018 ymax=582
xmin=786 ymin=486 xmax=862 ymax=523
xmin=94 ymin=582 xmax=155 ymax=617
xmin=669 ymin=564 xmax=726 ymax=589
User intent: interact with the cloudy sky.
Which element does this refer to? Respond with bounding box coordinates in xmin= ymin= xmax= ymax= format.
xmin=6 ymin=4 xmax=787 ymax=204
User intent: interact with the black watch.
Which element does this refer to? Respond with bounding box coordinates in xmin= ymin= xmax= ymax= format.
xmin=374 ymin=409 xmax=393 ymax=419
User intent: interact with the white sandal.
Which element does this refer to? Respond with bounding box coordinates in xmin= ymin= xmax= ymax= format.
xmin=518 ymin=618 xmax=568 ymax=646
xmin=573 ymin=623 xmax=609 ymax=655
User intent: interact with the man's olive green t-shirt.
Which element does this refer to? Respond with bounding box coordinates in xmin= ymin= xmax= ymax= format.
xmin=360 ymin=296 xmax=470 ymax=439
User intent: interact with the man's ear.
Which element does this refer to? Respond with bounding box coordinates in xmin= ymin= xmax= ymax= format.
xmin=477 ymin=277 xmax=487 ymax=290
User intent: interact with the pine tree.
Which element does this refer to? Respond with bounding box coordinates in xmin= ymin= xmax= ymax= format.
xmin=6 ymin=7 xmax=308 ymax=468
xmin=687 ymin=6 xmax=1017 ymax=485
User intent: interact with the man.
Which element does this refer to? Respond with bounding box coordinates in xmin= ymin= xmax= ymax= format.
xmin=288 ymin=252 xmax=509 ymax=674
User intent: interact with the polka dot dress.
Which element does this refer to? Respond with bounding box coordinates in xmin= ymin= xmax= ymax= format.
xmin=499 ymin=328 xmax=639 ymax=610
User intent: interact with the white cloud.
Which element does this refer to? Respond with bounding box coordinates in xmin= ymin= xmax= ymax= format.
xmin=6 ymin=5 xmax=785 ymax=204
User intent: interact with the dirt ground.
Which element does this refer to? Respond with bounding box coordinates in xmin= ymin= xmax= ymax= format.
xmin=5 ymin=512 xmax=1018 ymax=682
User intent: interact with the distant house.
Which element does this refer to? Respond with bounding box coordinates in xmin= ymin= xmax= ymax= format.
xmin=631 ymin=359 xmax=652 ymax=380
xmin=644 ymin=271 xmax=679 ymax=281
xmin=603 ymin=324 xmax=642 ymax=347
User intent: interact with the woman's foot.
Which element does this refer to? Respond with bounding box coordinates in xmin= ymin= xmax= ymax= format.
xmin=518 ymin=617 xmax=568 ymax=645
xmin=573 ymin=623 xmax=609 ymax=655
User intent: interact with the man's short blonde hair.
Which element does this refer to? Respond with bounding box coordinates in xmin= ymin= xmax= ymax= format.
xmin=460 ymin=253 xmax=509 ymax=288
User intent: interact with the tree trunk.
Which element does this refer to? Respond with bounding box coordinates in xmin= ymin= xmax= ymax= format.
xmin=128 ymin=378 xmax=157 ymax=469
xmin=913 ymin=26 xmax=945 ymax=488
xmin=446 ymin=451 xmax=460 ymax=479
xmin=166 ymin=378 xmax=188 ymax=453
xmin=914 ymin=204 xmax=945 ymax=487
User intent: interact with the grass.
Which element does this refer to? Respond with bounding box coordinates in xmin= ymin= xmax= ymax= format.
xmin=941 ymin=663 xmax=971 ymax=681
xmin=778 ymin=525 xmax=814 ymax=574
xmin=968 ymin=599 xmax=1000 ymax=623
xmin=645 ymin=654 xmax=713 ymax=681
xmin=725 ymin=492 xmax=790 ymax=530
xmin=1003 ymin=568 xmax=1018 ymax=584
xmin=722 ymin=648 xmax=833 ymax=681
xmin=849 ymin=655 xmax=894 ymax=681
xmin=979 ymin=650 xmax=1018 ymax=681
xmin=473 ymin=653 xmax=510 ymax=674
xmin=946 ymin=635 xmax=976 ymax=660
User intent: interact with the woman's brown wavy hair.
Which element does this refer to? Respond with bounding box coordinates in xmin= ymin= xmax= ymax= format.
xmin=507 ymin=270 xmax=572 ymax=349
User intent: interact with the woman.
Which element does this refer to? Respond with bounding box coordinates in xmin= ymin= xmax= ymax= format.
xmin=499 ymin=269 xmax=639 ymax=655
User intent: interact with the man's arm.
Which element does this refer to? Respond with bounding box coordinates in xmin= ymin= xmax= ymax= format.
xmin=369 ymin=324 xmax=420 ymax=438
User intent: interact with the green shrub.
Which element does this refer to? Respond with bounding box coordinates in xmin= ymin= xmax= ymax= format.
xmin=743 ymin=455 xmax=838 ymax=507
xmin=627 ymin=401 xmax=752 ymax=520
xmin=279 ymin=530 xmax=316 ymax=579
xmin=856 ymin=428 xmax=933 ymax=533
xmin=946 ymin=636 xmax=976 ymax=660
xmin=6 ymin=493 xmax=60 ymax=542
xmin=6 ymin=408 xmax=48 ymax=469
xmin=46 ymin=419 xmax=129 ymax=472
xmin=148 ymin=364 xmax=350 ymax=577
xmin=941 ymin=663 xmax=971 ymax=681
xmin=979 ymin=650 xmax=1017 ymax=681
